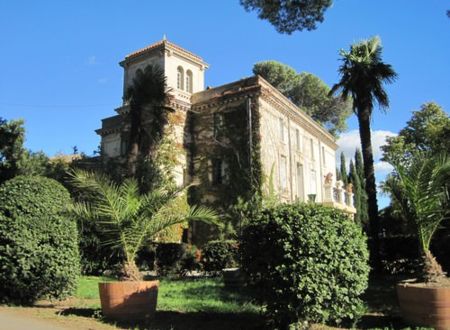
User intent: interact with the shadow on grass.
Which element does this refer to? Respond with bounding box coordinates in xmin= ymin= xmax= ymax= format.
xmin=59 ymin=308 xmax=267 ymax=330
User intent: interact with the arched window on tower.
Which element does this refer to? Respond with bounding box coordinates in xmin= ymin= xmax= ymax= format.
xmin=186 ymin=70 xmax=193 ymax=93
xmin=177 ymin=66 xmax=184 ymax=90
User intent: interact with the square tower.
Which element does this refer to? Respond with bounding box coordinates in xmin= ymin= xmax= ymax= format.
xmin=120 ymin=38 xmax=209 ymax=105
xmin=97 ymin=39 xmax=208 ymax=186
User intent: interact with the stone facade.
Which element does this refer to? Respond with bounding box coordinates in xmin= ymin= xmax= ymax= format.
xmin=96 ymin=39 xmax=356 ymax=219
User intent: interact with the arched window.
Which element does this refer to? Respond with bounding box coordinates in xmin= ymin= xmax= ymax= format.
xmin=186 ymin=70 xmax=193 ymax=93
xmin=177 ymin=66 xmax=184 ymax=90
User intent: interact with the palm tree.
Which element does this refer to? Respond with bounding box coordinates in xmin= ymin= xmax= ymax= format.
xmin=124 ymin=64 xmax=173 ymax=177
xmin=69 ymin=170 xmax=218 ymax=281
xmin=383 ymin=152 xmax=450 ymax=282
xmin=331 ymin=36 xmax=397 ymax=270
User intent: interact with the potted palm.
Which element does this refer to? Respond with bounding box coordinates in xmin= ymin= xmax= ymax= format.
xmin=383 ymin=152 xmax=450 ymax=328
xmin=70 ymin=170 xmax=217 ymax=320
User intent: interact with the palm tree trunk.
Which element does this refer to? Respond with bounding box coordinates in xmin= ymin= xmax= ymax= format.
xmin=357 ymin=108 xmax=381 ymax=272
xmin=420 ymin=250 xmax=446 ymax=282
xmin=120 ymin=260 xmax=143 ymax=281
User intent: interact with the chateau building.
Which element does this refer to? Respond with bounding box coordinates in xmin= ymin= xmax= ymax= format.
xmin=96 ymin=39 xmax=355 ymax=218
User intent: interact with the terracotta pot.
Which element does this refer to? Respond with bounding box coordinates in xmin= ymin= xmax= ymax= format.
xmin=222 ymin=268 xmax=244 ymax=289
xmin=397 ymin=282 xmax=450 ymax=329
xmin=99 ymin=280 xmax=159 ymax=320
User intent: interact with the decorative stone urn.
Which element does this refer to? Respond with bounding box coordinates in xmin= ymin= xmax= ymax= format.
xmin=99 ymin=280 xmax=159 ymax=320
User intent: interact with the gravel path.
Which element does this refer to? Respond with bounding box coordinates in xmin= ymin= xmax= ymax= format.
xmin=0 ymin=308 xmax=65 ymax=330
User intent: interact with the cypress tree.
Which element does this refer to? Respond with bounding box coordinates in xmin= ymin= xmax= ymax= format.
xmin=355 ymin=149 xmax=369 ymax=228
xmin=340 ymin=152 xmax=348 ymax=185
xmin=336 ymin=167 xmax=342 ymax=181
xmin=349 ymin=159 xmax=362 ymax=226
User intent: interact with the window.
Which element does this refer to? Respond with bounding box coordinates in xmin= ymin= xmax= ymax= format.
xmin=322 ymin=146 xmax=326 ymax=166
xmin=310 ymin=138 xmax=315 ymax=160
xmin=212 ymin=159 xmax=224 ymax=185
xmin=280 ymin=155 xmax=288 ymax=191
xmin=177 ymin=66 xmax=184 ymax=90
xmin=295 ymin=128 xmax=301 ymax=151
xmin=296 ymin=162 xmax=304 ymax=201
xmin=310 ymin=169 xmax=317 ymax=195
xmin=213 ymin=112 xmax=225 ymax=138
xmin=186 ymin=70 xmax=193 ymax=93
xmin=279 ymin=118 xmax=285 ymax=143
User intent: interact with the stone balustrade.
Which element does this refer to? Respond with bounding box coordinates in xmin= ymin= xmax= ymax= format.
xmin=323 ymin=180 xmax=356 ymax=216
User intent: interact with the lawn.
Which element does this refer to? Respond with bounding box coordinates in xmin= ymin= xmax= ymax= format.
xmin=0 ymin=275 xmax=433 ymax=330
xmin=67 ymin=275 xmax=427 ymax=329
xmin=75 ymin=276 xmax=259 ymax=314
xmin=64 ymin=276 xmax=265 ymax=330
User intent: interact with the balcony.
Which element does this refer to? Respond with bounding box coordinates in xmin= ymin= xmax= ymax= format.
xmin=322 ymin=180 xmax=357 ymax=216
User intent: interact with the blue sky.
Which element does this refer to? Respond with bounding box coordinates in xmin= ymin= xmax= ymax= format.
xmin=1 ymin=1 xmax=449 ymax=206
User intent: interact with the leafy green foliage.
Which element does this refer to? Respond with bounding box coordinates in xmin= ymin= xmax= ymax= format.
xmin=201 ymin=240 xmax=239 ymax=272
xmin=253 ymin=61 xmax=352 ymax=135
xmin=382 ymin=153 xmax=450 ymax=253
xmin=124 ymin=64 xmax=173 ymax=178
xmin=253 ymin=61 xmax=298 ymax=94
xmin=340 ymin=152 xmax=348 ymax=184
xmin=382 ymin=152 xmax=449 ymax=281
xmin=0 ymin=118 xmax=53 ymax=183
xmin=240 ymin=203 xmax=369 ymax=327
xmin=348 ymin=149 xmax=369 ymax=230
xmin=382 ymin=102 xmax=450 ymax=166
xmin=0 ymin=176 xmax=80 ymax=304
xmin=0 ymin=118 xmax=26 ymax=183
xmin=155 ymin=243 xmax=201 ymax=275
xmin=240 ymin=0 xmax=332 ymax=34
xmin=69 ymin=170 xmax=218 ymax=281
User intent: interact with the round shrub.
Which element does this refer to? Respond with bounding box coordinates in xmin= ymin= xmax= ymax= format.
xmin=201 ymin=240 xmax=239 ymax=272
xmin=0 ymin=176 xmax=80 ymax=304
xmin=240 ymin=203 xmax=369 ymax=327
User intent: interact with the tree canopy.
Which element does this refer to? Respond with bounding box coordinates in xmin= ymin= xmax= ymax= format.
xmin=253 ymin=61 xmax=351 ymax=135
xmin=0 ymin=117 xmax=78 ymax=185
xmin=240 ymin=0 xmax=333 ymax=34
xmin=382 ymin=102 xmax=450 ymax=166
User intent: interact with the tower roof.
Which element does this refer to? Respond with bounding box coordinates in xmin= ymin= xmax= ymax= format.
xmin=122 ymin=39 xmax=208 ymax=67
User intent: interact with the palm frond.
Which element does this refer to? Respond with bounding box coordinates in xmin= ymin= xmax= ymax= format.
xmin=384 ymin=152 xmax=450 ymax=251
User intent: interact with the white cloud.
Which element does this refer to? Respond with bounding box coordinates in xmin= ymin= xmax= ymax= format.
xmin=337 ymin=130 xmax=397 ymax=196
xmin=336 ymin=129 xmax=397 ymax=163
xmin=87 ymin=55 xmax=97 ymax=65
xmin=374 ymin=161 xmax=394 ymax=174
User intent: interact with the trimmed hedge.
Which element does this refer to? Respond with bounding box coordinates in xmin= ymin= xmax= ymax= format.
xmin=0 ymin=176 xmax=80 ymax=304
xmin=201 ymin=240 xmax=239 ymax=272
xmin=240 ymin=203 xmax=369 ymax=327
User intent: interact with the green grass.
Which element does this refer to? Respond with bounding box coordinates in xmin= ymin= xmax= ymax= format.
xmin=157 ymin=278 xmax=259 ymax=313
xmin=75 ymin=276 xmax=115 ymax=300
xmin=72 ymin=276 xmax=432 ymax=329
xmin=71 ymin=276 xmax=264 ymax=329
xmin=75 ymin=276 xmax=259 ymax=314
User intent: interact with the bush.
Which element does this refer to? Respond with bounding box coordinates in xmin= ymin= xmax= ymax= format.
xmin=78 ymin=220 xmax=124 ymax=275
xmin=155 ymin=243 xmax=201 ymax=275
xmin=240 ymin=203 xmax=369 ymax=327
xmin=201 ymin=240 xmax=239 ymax=272
xmin=0 ymin=176 xmax=80 ymax=304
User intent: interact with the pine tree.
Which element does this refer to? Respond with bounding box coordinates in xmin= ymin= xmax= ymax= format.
xmin=340 ymin=152 xmax=348 ymax=185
